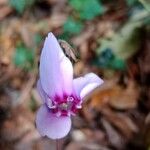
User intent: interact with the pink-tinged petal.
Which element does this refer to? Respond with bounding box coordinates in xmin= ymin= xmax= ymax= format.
xmin=80 ymin=83 xmax=101 ymax=99
xmin=73 ymin=73 xmax=104 ymax=99
xmin=39 ymin=32 xmax=73 ymax=98
xmin=36 ymin=105 xmax=71 ymax=139
xmin=37 ymin=80 xmax=46 ymax=103
xmin=37 ymin=80 xmax=53 ymax=107
xmin=60 ymin=56 xmax=73 ymax=95
xmin=40 ymin=33 xmax=63 ymax=98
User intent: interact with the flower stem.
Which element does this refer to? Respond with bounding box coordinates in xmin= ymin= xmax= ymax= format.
xmin=56 ymin=139 xmax=60 ymax=150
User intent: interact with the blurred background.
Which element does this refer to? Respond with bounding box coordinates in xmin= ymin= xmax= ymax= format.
xmin=0 ymin=0 xmax=150 ymax=149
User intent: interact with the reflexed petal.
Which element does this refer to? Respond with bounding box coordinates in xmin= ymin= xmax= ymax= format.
xmin=80 ymin=83 xmax=101 ymax=99
xmin=39 ymin=33 xmax=73 ymax=98
xmin=36 ymin=105 xmax=71 ymax=139
xmin=73 ymin=73 xmax=103 ymax=99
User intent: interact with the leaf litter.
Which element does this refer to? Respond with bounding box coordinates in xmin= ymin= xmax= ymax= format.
xmin=0 ymin=0 xmax=150 ymax=149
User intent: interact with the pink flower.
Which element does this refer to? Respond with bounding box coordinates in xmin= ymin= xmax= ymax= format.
xmin=36 ymin=32 xmax=103 ymax=139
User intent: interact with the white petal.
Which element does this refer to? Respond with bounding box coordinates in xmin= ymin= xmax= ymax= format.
xmin=39 ymin=33 xmax=73 ymax=98
xmin=73 ymin=73 xmax=103 ymax=99
xmin=60 ymin=56 xmax=73 ymax=95
xmin=36 ymin=105 xmax=71 ymax=139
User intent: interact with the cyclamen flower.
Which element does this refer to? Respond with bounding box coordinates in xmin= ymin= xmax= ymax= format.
xmin=36 ymin=32 xmax=103 ymax=139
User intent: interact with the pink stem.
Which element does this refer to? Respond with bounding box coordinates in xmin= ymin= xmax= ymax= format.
xmin=56 ymin=139 xmax=60 ymax=150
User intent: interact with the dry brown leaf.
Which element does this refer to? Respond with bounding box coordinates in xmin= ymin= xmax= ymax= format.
xmin=71 ymin=128 xmax=106 ymax=144
xmin=1 ymin=106 xmax=34 ymax=141
xmin=79 ymin=42 xmax=89 ymax=61
xmin=20 ymin=24 xmax=34 ymax=48
xmin=15 ymin=136 xmax=56 ymax=150
xmin=101 ymin=118 xmax=125 ymax=149
xmin=74 ymin=61 xmax=85 ymax=76
xmin=96 ymin=21 xmax=114 ymax=38
xmin=109 ymin=81 xmax=139 ymax=109
xmin=0 ymin=6 xmax=12 ymax=21
xmin=102 ymin=108 xmax=138 ymax=139
xmin=0 ymin=0 xmax=8 ymax=6
xmin=66 ymin=141 xmax=111 ymax=150
xmin=90 ymin=88 xmax=112 ymax=110
xmin=82 ymin=128 xmax=106 ymax=143
xmin=49 ymin=13 xmax=67 ymax=28
xmin=90 ymin=80 xmax=139 ymax=110
xmin=17 ymin=74 xmax=36 ymax=106
xmin=144 ymin=113 xmax=150 ymax=147
xmin=89 ymin=80 xmax=117 ymax=110
xmin=72 ymin=115 xmax=87 ymax=128
xmin=82 ymin=104 xmax=97 ymax=128
xmin=0 ymin=26 xmax=15 ymax=65
xmin=72 ymin=27 xmax=94 ymax=47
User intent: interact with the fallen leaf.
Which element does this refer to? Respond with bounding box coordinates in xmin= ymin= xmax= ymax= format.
xmin=66 ymin=141 xmax=111 ymax=150
xmin=0 ymin=6 xmax=12 ymax=21
xmin=102 ymin=108 xmax=138 ymax=139
xmin=90 ymin=80 xmax=139 ymax=110
xmin=101 ymin=118 xmax=125 ymax=149
xmin=109 ymin=81 xmax=139 ymax=109
xmin=144 ymin=113 xmax=150 ymax=147
xmin=1 ymin=106 xmax=34 ymax=141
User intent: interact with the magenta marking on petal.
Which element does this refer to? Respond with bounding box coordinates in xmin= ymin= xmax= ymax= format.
xmin=49 ymin=105 xmax=56 ymax=109
xmin=76 ymin=105 xmax=82 ymax=109
xmin=46 ymin=93 xmax=81 ymax=117
xmin=67 ymin=97 xmax=74 ymax=102
xmin=56 ymin=111 xmax=61 ymax=117
xmin=51 ymin=107 xmax=59 ymax=114
xmin=61 ymin=110 xmax=68 ymax=116
xmin=36 ymin=104 xmax=71 ymax=139
xmin=54 ymin=95 xmax=65 ymax=104
xmin=63 ymin=93 xmax=68 ymax=100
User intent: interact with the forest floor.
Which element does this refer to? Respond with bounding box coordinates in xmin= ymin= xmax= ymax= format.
xmin=0 ymin=0 xmax=150 ymax=150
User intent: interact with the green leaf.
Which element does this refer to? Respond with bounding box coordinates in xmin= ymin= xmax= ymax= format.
xmin=138 ymin=0 xmax=150 ymax=11
xmin=97 ymin=48 xmax=114 ymax=67
xmin=63 ymin=17 xmax=83 ymax=34
xmin=126 ymin=0 xmax=138 ymax=6
xmin=79 ymin=0 xmax=105 ymax=20
xmin=58 ymin=32 xmax=71 ymax=42
xmin=9 ymin=0 xmax=35 ymax=14
xmin=96 ymin=10 xmax=149 ymax=60
xmin=34 ymin=34 xmax=42 ymax=45
xmin=13 ymin=45 xmax=35 ymax=70
xmin=69 ymin=0 xmax=83 ymax=10
xmin=96 ymin=8 xmax=149 ymax=70
xmin=69 ymin=0 xmax=105 ymax=20
xmin=94 ymin=48 xmax=126 ymax=70
xmin=110 ymin=58 xmax=126 ymax=70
